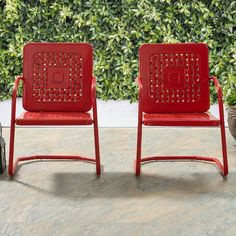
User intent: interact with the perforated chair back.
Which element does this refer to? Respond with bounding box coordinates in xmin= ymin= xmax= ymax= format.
xmin=23 ymin=43 xmax=93 ymax=112
xmin=139 ymin=43 xmax=210 ymax=113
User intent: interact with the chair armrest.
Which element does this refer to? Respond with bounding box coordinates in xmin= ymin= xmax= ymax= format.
xmin=11 ymin=76 xmax=24 ymax=122
xmin=136 ymin=77 xmax=143 ymax=122
xmin=91 ymin=76 xmax=99 ymax=123
xmin=210 ymin=76 xmax=223 ymax=104
xmin=91 ymin=76 xmax=96 ymax=106
xmin=210 ymin=76 xmax=225 ymax=123
xmin=136 ymin=77 xmax=143 ymax=98
xmin=12 ymin=76 xmax=24 ymax=99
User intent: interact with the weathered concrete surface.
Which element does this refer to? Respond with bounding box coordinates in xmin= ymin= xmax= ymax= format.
xmin=0 ymin=127 xmax=236 ymax=236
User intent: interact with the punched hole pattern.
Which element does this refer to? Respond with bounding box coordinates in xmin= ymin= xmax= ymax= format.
xmin=32 ymin=52 xmax=83 ymax=103
xmin=149 ymin=53 xmax=201 ymax=103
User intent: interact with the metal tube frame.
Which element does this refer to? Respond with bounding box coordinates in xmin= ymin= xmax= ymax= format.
xmin=135 ymin=76 xmax=228 ymax=176
xmin=8 ymin=76 xmax=101 ymax=176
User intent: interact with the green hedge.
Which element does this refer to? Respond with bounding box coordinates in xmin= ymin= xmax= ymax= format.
xmin=0 ymin=0 xmax=235 ymax=102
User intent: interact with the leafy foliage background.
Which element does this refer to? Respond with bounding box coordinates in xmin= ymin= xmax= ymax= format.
xmin=0 ymin=0 xmax=235 ymax=102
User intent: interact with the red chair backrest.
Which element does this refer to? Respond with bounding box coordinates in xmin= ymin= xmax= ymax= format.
xmin=23 ymin=43 xmax=93 ymax=112
xmin=139 ymin=43 xmax=210 ymax=113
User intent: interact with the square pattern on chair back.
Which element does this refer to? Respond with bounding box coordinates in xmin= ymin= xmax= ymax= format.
xmin=23 ymin=43 xmax=93 ymax=112
xmin=139 ymin=43 xmax=210 ymax=113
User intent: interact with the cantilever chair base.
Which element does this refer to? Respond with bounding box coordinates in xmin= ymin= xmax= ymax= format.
xmin=9 ymin=77 xmax=101 ymax=177
xmin=9 ymin=155 xmax=100 ymax=177
xmin=135 ymin=156 xmax=227 ymax=177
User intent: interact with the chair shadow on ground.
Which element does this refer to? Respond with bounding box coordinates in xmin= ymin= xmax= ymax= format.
xmin=9 ymin=162 xmax=233 ymax=201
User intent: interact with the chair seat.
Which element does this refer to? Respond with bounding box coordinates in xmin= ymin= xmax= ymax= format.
xmin=16 ymin=111 xmax=93 ymax=125
xmin=143 ymin=112 xmax=220 ymax=126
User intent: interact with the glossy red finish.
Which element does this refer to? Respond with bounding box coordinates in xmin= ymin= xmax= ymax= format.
xmin=23 ymin=43 xmax=93 ymax=112
xmin=16 ymin=111 xmax=92 ymax=125
xmin=136 ymin=43 xmax=228 ymax=177
xmin=139 ymin=43 xmax=210 ymax=113
xmin=8 ymin=43 xmax=101 ymax=177
xmin=140 ymin=156 xmax=225 ymax=175
xmin=143 ymin=112 xmax=220 ymax=126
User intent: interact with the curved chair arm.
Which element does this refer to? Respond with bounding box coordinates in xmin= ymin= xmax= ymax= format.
xmin=91 ymin=76 xmax=98 ymax=123
xmin=136 ymin=77 xmax=143 ymax=98
xmin=11 ymin=76 xmax=24 ymax=123
xmin=211 ymin=76 xmax=223 ymax=100
xmin=210 ymin=76 xmax=224 ymax=124
xmin=91 ymin=76 xmax=97 ymax=106
xmin=136 ymin=77 xmax=143 ymax=123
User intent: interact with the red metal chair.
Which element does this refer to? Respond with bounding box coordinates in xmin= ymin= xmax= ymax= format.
xmin=9 ymin=42 xmax=101 ymax=176
xmin=136 ymin=43 xmax=228 ymax=176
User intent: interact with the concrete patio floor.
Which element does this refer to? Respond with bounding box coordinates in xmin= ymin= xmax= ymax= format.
xmin=1 ymin=127 xmax=236 ymax=236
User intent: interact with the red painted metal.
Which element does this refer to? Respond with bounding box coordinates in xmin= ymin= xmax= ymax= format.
xmin=23 ymin=43 xmax=93 ymax=112
xmin=16 ymin=111 xmax=92 ymax=125
xmin=211 ymin=76 xmax=228 ymax=175
xmin=18 ymin=156 xmax=96 ymax=162
xmin=136 ymin=43 xmax=228 ymax=176
xmin=139 ymin=43 xmax=210 ymax=113
xmin=8 ymin=43 xmax=101 ymax=176
xmin=143 ymin=112 xmax=220 ymax=126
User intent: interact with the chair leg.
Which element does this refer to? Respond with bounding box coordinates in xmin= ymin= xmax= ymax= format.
xmin=93 ymin=121 xmax=101 ymax=176
xmin=136 ymin=122 xmax=142 ymax=176
xmin=220 ymin=122 xmax=228 ymax=176
xmin=8 ymin=121 xmax=16 ymax=176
